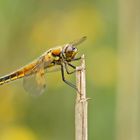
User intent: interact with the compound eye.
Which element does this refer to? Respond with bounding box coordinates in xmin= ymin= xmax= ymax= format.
xmin=66 ymin=45 xmax=73 ymax=52
xmin=72 ymin=47 xmax=76 ymax=51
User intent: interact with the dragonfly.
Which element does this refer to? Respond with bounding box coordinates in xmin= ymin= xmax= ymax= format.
xmin=0 ymin=36 xmax=86 ymax=96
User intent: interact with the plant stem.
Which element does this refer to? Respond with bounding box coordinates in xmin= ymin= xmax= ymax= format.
xmin=75 ymin=55 xmax=88 ymax=140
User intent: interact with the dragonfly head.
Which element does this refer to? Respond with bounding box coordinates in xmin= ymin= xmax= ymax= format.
xmin=62 ymin=36 xmax=87 ymax=61
xmin=62 ymin=44 xmax=78 ymax=61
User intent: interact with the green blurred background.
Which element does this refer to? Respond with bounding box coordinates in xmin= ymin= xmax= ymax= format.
xmin=0 ymin=0 xmax=139 ymax=140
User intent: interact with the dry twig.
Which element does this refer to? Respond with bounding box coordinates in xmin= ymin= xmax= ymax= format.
xmin=75 ymin=55 xmax=88 ymax=140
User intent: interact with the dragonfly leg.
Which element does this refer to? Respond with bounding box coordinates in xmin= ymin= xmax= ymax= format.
xmin=61 ymin=64 xmax=77 ymax=90
xmin=67 ymin=63 xmax=76 ymax=69
xmin=63 ymin=56 xmax=81 ymax=74
xmin=71 ymin=56 xmax=81 ymax=61
xmin=64 ymin=62 xmax=76 ymax=74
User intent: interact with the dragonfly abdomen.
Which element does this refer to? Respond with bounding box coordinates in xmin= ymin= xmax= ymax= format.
xmin=0 ymin=60 xmax=38 ymax=85
xmin=0 ymin=70 xmax=25 ymax=85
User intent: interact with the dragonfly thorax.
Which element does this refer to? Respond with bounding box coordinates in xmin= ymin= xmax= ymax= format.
xmin=62 ymin=44 xmax=78 ymax=61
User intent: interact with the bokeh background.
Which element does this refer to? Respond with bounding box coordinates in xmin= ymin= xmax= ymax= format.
xmin=0 ymin=0 xmax=139 ymax=140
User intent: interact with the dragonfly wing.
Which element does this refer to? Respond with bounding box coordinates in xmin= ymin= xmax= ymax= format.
xmin=45 ymin=65 xmax=61 ymax=73
xmin=23 ymin=57 xmax=52 ymax=96
xmin=23 ymin=62 xmax=46 ymax=96
xmin=70 ymin=36 xmax=87 ymax=46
